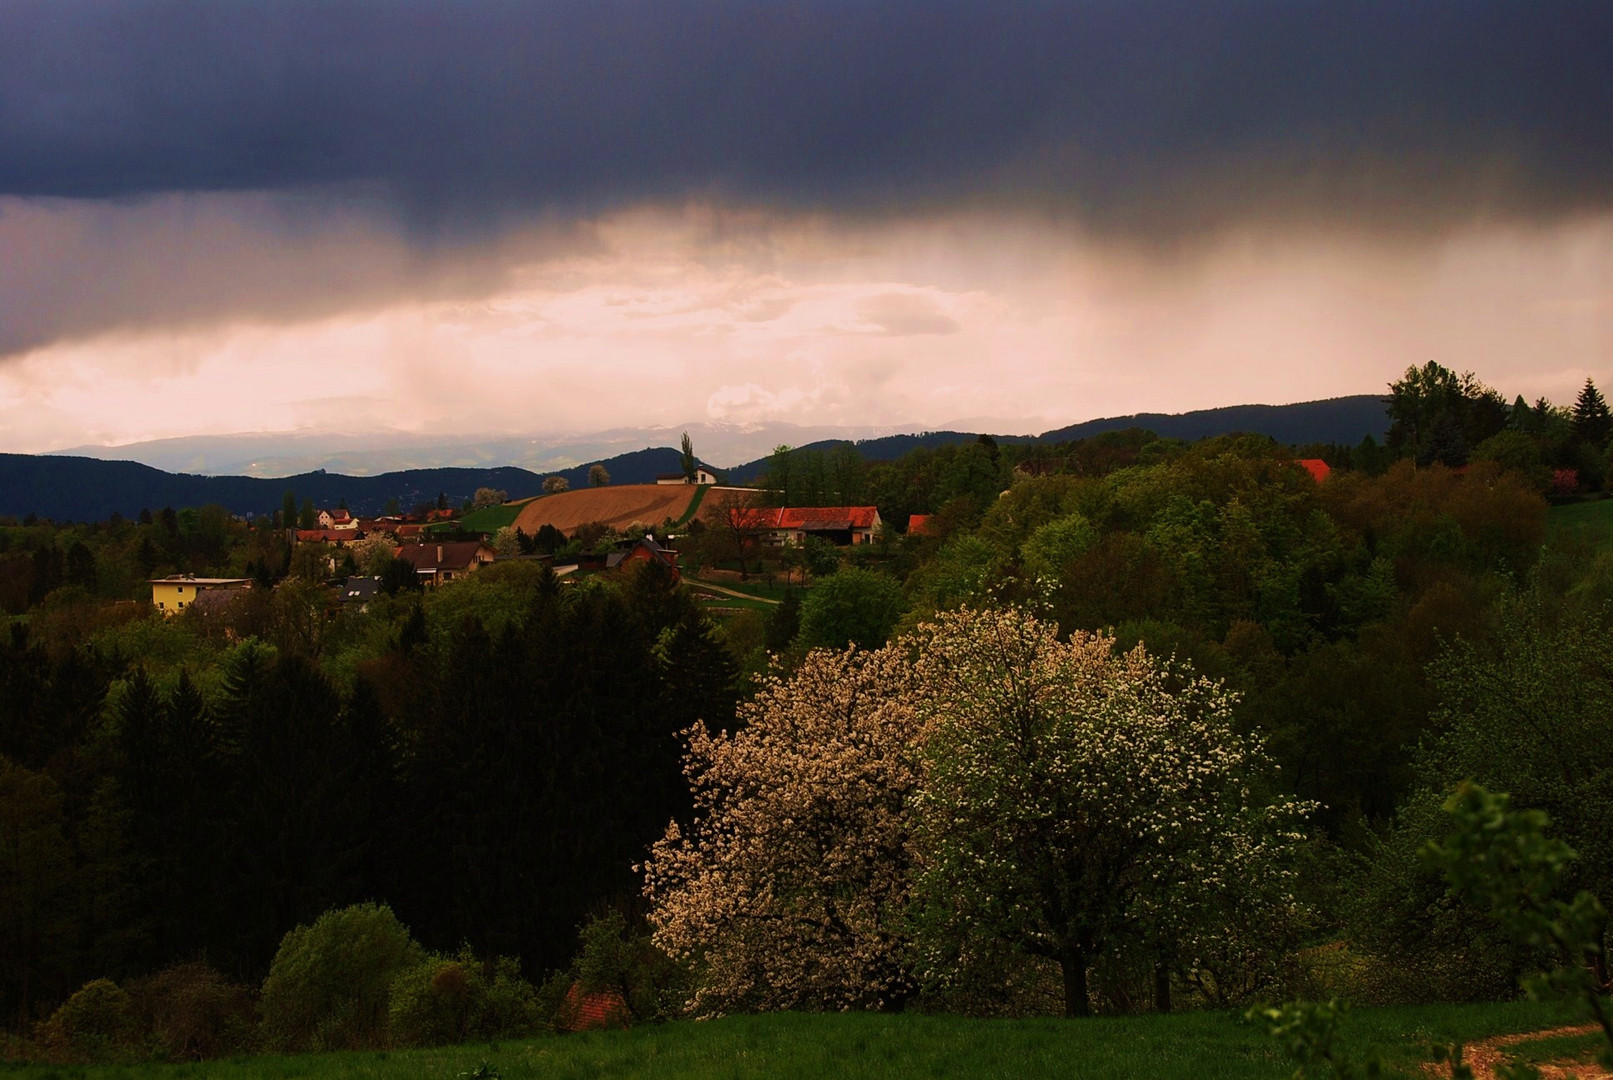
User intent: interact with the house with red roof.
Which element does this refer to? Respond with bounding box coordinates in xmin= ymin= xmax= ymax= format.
xmin=606 ymin=535 xmax=681 ymax=581
xmin=730 ymin=506 xmax=883 ymax=547
xmin=394 ymin=541 xmax=496 ymax=586
xmin=1294 ymin=459 xmax=1332 ymax=483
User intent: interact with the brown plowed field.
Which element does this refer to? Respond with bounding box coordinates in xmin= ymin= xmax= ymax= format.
xmin=509 ymin=484 xmax=759 ymax=536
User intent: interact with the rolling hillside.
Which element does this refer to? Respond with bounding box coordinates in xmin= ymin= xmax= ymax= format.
xmin=509 ymin=484 xmax=756 ymax=535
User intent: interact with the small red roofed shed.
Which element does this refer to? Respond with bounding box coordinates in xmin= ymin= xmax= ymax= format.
xmin=1295 ymin=459 xmax=1332 ymax=483
xmin=557 ymin=983 xmax=630 ymax=1032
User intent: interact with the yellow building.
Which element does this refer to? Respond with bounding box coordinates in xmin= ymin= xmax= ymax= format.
xmin=148 ymin=575 xmax=251 ymax=616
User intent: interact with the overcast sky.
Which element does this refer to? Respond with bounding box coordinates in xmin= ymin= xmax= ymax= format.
xmin=2 ymin=1 xmax=1610 ymax=451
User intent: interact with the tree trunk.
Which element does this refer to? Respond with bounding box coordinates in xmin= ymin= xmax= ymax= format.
xmin=1154 ymin=964 xmax=1172 ymax=1014
xmin=1061 ymin=946 xmax=1090 ymax=1017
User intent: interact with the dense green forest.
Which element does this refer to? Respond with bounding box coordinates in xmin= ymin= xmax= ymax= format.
xmin=3 ymin=365 xmax=1612 ymax=1066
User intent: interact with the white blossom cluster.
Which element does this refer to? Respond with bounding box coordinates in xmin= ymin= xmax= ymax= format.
xmin=908 ymin=606 xmax=1313 ymax=1010
xmin=642 ymin=603 xmax=1312 ymax=1015
xmin=642 ymin=646 xmax=920 ymax=1015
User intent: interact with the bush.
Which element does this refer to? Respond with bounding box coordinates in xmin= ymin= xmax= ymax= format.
xmin=126 ymin=962 xmax=256 ymax=1061
xmin=387 ymin=948 xmax=542 ymax=1048
xmin=35 ymin=978 xmax=140 ymax=1062
xmin=796 ymin=566 xmax=905 ymax=650
xmin=260 ymin=902 xmax=423 ymax=1052
xmin=548 ymin=912 xmax=688 ymax=1027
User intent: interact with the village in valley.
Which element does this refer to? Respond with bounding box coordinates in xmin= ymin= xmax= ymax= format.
xmin=142 ymin=442 xmax=907 ymax=624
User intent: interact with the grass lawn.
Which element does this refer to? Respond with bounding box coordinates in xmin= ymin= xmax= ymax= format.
xmin=1548 ymin=496 xmax=1613 ymax=549
xmin=670 ymin=484 xmax=712 ymax=529
xmin=701 ymin=578 xmax=797 ymax=602
xmin=685 ymin=584 xmax=779 ymax=616
xmin=1505 ymin=1027 xmax=1605 ymax=1068
xmin=457 ymin=505 xmax=522 ymax=533
xmin=2 ymin=1001 xmax=1574 ymax=1080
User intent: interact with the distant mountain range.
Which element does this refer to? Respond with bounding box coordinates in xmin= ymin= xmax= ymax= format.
xmin=49 ymin=421 xmax=926 ymax=478
xmin=4 ymin=396 xmax=1388 ymax=521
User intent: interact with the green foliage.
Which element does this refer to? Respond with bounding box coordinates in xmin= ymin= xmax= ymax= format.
xmin=1348 ymin=590 xmax=1613 ymax=1001
xmin=1572 ymin=379 xmax=1611 ymax=451
xmin=800 ymin=535 xmax=841 ymax=579
xmin=901 ymin=534 xmax=1002 ymax=617
xmin=1386 ymin=362 xmax=1508 ymax=467
xmin=562 ymin=911 xmax=687 ymax=1023
xmin=1246 ymin=999 xmax=1382 ymax=1079
xmin=0 ymin=1003 xmax=1575 ymax=1080
xmin=797 ymin=567 xmax=905 ymax=650
xmin=386 ymin=948 xmax=541 ymax=1048
xmin=1424 ymin=784 xmax=1613 ymax=1070
xmin=908 ymin=606 xmax=1313 ymax=1018
xmin=1019 ymin=511 xmax=1096 ymax=581
xmin=35 ymin=978 xmax=140 ymax=1063
xmin=0 ymin=756 xmax=76 ymax=1023
xmin=259 ymin=903 xmax=425 ymax=1052
xmin=681 ymin=432 xmax=697 ymax=481
xmin=126 ymin=962 xmax=256 ymax=1062
xmin=764 ymin=588 xmax=801 ymax=653
xmin=1472 ymin=430 xmax=1549 ymax=491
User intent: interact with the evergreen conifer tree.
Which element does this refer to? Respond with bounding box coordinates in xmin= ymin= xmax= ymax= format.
xmin=1572 ymin=378 xmax=1611 ymax=448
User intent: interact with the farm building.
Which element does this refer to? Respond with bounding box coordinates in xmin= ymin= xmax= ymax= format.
xmin=730 ymin=506 xmax=883 ymax=547
xmin=656 ymin=467 xmax=718 ymax=485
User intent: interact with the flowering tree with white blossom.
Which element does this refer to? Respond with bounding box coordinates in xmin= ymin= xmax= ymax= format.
xmin=644 ymin=602 xmax=1309 ymax=1018
xmin=907 ymin=606 xmax=1311 ymax=1017
xmin=641 ymin=645 xmax=920 ymax=1015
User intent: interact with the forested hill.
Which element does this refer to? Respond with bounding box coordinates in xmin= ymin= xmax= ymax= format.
xmin=723 ymin=394 xmax=1389 ymax=480
xmin=1040 ymin=394 xmax=1387 ymax=446
xmin=0 ymin=455 xmax=538 ymax=520
xmin=1 ymin=396 xmax=1388 ymax=520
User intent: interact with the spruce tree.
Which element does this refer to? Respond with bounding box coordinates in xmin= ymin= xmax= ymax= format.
xmin=1572 ymin=378 xmax=1611 ymax=448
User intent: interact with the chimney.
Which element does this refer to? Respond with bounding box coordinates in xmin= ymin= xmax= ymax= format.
xmin=436 ymin=545 xmax=443 ymax=563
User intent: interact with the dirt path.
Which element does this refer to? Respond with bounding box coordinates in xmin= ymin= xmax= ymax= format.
xmin=1425 ymin=1025 xmax=1608 ymax=1079
xmin=688 ymin=580 xmax=780 ymax=605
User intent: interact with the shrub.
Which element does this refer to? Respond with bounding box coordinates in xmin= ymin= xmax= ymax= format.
xmin=796 ymin=566 xmax=905 ymax=650
xmin=35 ymin=978 xmax=140 ymax=1062
xmin=551 ymin=912 xmax=689 ymax=1025
xmin=387 ymin=948 xmax=541 ymax=1048
xmin=259 ymin=902 xmax=423 ymax=1052
xmin=126 ymin=962 xmax=256 ymax=1061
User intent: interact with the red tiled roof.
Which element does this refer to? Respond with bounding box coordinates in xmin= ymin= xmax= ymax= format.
xmin=730 ymin=506 xmax=880 ymax=530
xmin=1294 ymin=459 xmax=1332 ymax=483
xmin=394 ymin=541 xmax=493 ymax=572
xmin=908 ymin=514 xmax=933 ymax=536
xmin=558 ymin=983 xmax=629 ymax=1032
xmin=295 ymin=529 xmax=358 ymax=543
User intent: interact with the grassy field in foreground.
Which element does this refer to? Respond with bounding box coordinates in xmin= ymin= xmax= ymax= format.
xmin=1 ymin=1000 xmax=1573 ymax=1080
xmin=1548 ymin=497 xmax=1613 ymax=548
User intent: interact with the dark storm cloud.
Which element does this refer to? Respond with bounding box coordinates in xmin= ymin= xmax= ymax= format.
xmin=3 ymin=0 xmax=1611 ymax=233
